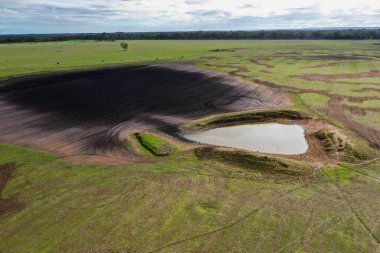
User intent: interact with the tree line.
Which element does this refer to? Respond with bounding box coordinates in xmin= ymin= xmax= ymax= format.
xmin=2 ymin=30 xmax=380 ymax=43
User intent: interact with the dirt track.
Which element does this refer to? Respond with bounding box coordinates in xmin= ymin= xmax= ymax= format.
xmin=250 ymin=59 xmax=274 ymax=69
xmin=296 ymin=70 xmax=380 ymax=81
xmin=0 ymin=63 xmax=289 ymax=164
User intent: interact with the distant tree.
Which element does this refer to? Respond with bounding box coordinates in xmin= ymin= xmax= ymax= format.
xmin=120 ymin=42 xmax=129 ymax=51
xmin=3 ymin=30 xmax=380 ymax=44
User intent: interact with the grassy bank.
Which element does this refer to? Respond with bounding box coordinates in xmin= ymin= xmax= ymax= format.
xmin=1 ymin=143 xmax=379 ymax=252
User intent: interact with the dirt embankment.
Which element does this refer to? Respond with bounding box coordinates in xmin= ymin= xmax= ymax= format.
xmin=250 ymin=59 xmax=274 ymax=69
xmin=288 ymin=54 xmax=376 ymax=61
xmin=303 ymin=62 xmax=358 ymax=69
xmin=184 ymin=110 xmax=340 ymax=166
xmin=0 ymin=64 xmax=290 ymax=164
xmin=204 ymin=64 xmax=249 ymax=76
xmin=199 ymin=56 xmax=222 ymax=60
xmin=328 ymin=96 xmax=380 ymax=148
xmin=0 ymin=164 xmax=15 ymax=195
xmin=296 ymin=70 xmax=380 ymax=82
xmin=353 ymin=88 xmax=380 ymax=93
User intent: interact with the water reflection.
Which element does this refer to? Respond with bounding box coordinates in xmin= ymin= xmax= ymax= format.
xmin=182 ymin=123 xmax=308 ymax=155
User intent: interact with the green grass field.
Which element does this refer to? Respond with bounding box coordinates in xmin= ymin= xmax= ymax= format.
xmin=1 ymin=40 xmax=379 ymax=252
xmin=0 ymin=40 xmax=226 ymax=78
xmin=1 ymin=40 xmax=379 ymax=134
xmin=1 ymin=145 xmax=379 ymax=252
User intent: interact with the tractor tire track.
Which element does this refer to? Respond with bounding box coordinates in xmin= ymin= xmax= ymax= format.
xmin=148 ymin=182 xmax=312 ymax=253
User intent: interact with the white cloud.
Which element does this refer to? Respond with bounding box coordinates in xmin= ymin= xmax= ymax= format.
xmin=1 ymin=0 xmax=380 ymax=33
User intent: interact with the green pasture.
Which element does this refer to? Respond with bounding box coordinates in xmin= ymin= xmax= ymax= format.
xmin=1 ymin=40 xmax=380 ymax=252
xmin=1 ymin=144 xmax=379 ymax=252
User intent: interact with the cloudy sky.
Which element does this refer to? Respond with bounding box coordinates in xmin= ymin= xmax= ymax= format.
xmin=1 ymin=0 xmax=380 ymax=34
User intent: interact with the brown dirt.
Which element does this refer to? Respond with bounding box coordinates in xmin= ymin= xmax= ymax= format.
xmin=0 ymin=63 xmax=290 ymax=165
xmin=328 ymin=96 xmax=380 ymax=148
xmin=304 ymin=62 xmax=358 ymax=69
xmin=199 ymin=56 xmax=222 ymax=60
xmin=346 ymin=96 xmax=380 ymax=103
xmin=0 ymin=198 xmax=21 ymax=215
xmin=304 ymin=63 xmax=339 ymax=69
xmin=288 ymin=54 xmax=375 ymax=61
xmin=273 ymin=52 xmax=301 ymax=55
xmin=342 ymin=105 xmax=368 ymax=116
xmin=286 ymin=119 xmax=342 ymax=165
xmin=353 ymin=88 xmax=380 ymax=93
xmin=296 ymin=70 xmax=380 ymax=81
xmin=257 ymin=57 xmax=272 ymax=60
xmin=63 ymin=154 xmax=147 ymax=165
xmin=335 ymin=81 xmax=380 ymax=86
xmin=209 ymin=48 xmax=236 ymax=52
xmin=250 ymin=59 xmax=274 ymax=69
xmin=341 ymin=103 xmax=380 ymax=115
xmin=0 ymin=163 xmax=21 ymax=215
xmin=0 ymin=163 xmax=15 ymax=195
xmin=205 ymin=64 xmax=249 ymax=76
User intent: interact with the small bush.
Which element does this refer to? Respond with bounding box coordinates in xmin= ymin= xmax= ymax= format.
xmin=120 ymin=42 xmax=129 ymax=51
xmin=341 ymin=144 xmax=371 ymax=163
xmin=315 ymin=130 xmax=345 ymax=154
xmin=135 ymin=133 xmax=172 ymax=156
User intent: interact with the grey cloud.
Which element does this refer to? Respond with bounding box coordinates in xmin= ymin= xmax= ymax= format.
xmin=188 ymin=10 xmax=231 ymax=17
xmin=241 ymin=4 xmax=255 ymax=9
xmin=185 ymin=0 xmax=210 ymax=5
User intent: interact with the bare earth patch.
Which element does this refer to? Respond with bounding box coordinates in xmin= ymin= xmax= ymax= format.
xmin=0 ymin=163 xmax=22 ymax=215
xmin=205 ymin=64 xmax=250 ymax=76
xmin=303 ymin=62 xmax=358 ymax=69
xmin=353 ymin=88 xmax=380 ymax=93
xmin=250 ymin=59 xmax=274 ymax=69
xmin=289 ymin=54 xmax=376 ymax=61
xmin=199 ymin=56 xmax=222 ymax=60
xmin=296 ymin=70 xmax=380 ymax=81
xmin=0 ymin=64 xmax=290 ymax=165
xmin=328 ymin=97 xmax=380 ymax=148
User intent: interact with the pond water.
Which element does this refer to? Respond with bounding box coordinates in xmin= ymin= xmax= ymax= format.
xmin=182 ymin=123 xmax=308 ymax=155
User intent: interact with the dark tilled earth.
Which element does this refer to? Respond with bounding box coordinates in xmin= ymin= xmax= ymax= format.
xmin=0 ymin=63 xmax=290 ymax=164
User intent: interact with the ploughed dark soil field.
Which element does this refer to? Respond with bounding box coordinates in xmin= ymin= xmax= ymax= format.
xmin=0 ymin=63 xmax=289 ymax=164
